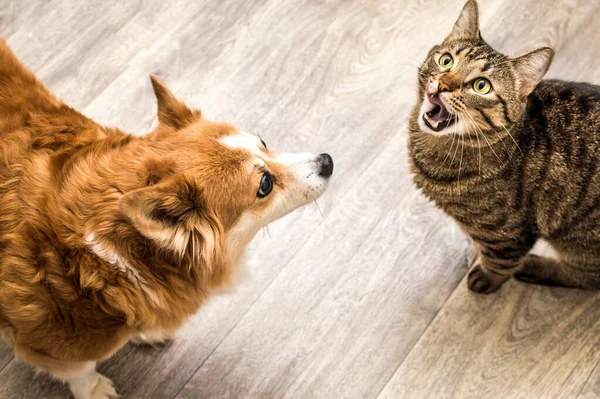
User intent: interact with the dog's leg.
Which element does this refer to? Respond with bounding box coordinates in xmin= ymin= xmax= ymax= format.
xmin=49 ymin=361 xmax=118 ymax=399
xmin=130 ymin=330 xmax=173 ymax=348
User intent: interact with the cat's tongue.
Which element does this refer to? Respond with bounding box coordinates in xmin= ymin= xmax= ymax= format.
xmin=434 ymin=104 xmax=450 ymax=121
xmin=426 ymin=92 xmax=451 ymax=121
xmin=426 ymin=90 xmax=443 ymax=106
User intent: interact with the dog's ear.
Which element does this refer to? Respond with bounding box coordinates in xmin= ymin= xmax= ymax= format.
xmin=150 ymin=75 xmax=202 ymax=130
xmin=119 ymin=174 xmax=224 ymax=270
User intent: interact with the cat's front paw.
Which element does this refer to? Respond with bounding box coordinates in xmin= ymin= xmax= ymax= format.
xmin=467 ymin=265 xmax=509 ymax=294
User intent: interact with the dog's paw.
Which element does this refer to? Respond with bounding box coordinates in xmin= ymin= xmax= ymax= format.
xmin=89 ymin=374 xmax=119 ymax=399
xmin=71 ymin=372 xmax=119 ymax=399
xmin=130 ymin=331 xmax=173 ymax=349
xmin=467 ymin=264 xmax=508 ymax=294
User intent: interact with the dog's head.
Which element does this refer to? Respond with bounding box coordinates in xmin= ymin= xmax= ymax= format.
xmin=118 ymin=76 xmax=333 ymax=277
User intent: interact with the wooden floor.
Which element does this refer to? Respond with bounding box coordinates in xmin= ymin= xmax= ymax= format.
xmin=1 ymin=0 xmax=600 ymax=397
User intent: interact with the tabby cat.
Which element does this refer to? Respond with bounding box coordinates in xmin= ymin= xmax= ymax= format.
xmin=409 ymin=0 xmax=600 ymax=294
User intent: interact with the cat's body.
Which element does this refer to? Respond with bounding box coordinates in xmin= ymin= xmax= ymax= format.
xmin=409 ymin=0 xmax=600 ymax=293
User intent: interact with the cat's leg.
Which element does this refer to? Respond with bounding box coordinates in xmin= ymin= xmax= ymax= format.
xmin=467 ymin=242 xmax=531 ymax=294
xmin=514 ymin=254 xmax=600 ymax=289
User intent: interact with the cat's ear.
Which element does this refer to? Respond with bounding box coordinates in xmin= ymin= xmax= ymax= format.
xmin=511 ymin=46 xmax=555 ymax=96
xmin=150 ymin=75 xmax=202 ymax=130
xmin=447 ymin=0 xmax=480 ymax=41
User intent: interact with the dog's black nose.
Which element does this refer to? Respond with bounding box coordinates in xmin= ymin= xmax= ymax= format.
xmin=318 ymin=153 xmax=334 ymax=178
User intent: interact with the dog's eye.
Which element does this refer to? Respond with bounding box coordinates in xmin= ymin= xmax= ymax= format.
xmin=260 ymin=138 xmax=267 ymax=149
xmin=257 ymin=173 xmax=273 ymax=198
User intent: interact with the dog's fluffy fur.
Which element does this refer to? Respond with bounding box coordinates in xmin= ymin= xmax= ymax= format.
xmin=0 ymin=40 xmax=332 ymax=398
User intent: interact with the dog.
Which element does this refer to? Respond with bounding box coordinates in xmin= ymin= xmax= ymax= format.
xmin=0 ymin=39 xmax=333 ymax=399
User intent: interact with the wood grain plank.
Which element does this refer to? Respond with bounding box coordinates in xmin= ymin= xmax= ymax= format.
xmin=2 ymin=1 xmax=228 ymax=112
xmin=579 ymin=362 xmax=600 ymax=399
xmin=4 ymin=1 xmax=141 ymax=79
xmin=378 ymin=278 xmax=600 ymax=399
xmin=1 ymin=0 xmax=600 ymax=398
xmin=0 ymin=360 xmax=71 ymax=399
xmin=0 ymin=339 xmax=12 ymax=373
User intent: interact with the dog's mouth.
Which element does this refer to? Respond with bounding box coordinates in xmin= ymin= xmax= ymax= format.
xmin=422 ymin=100 xmax=457 ymax=132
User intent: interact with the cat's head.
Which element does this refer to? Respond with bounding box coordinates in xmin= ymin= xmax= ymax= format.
xmin=415 ymin=0 xmax=554 ymax=136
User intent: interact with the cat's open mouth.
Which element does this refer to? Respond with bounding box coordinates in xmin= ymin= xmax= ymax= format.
xmin=422 ymin=103 xmax=457 ymax=132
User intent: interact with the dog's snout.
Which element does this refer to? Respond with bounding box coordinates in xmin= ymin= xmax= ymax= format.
xmin=318 ymin=153 xmax=334 ymax=178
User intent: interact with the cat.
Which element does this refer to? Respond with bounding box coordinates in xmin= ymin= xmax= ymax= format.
xmin=408 ymin=0 xmax=600 ymax=294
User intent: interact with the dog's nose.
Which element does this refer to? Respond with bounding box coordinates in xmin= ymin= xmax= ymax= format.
xmin=318 ymin=153 xmax=334 ymax=178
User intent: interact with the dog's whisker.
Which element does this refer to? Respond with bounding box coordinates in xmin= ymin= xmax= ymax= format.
xmin=314 ymin=200 xmax=324 ymax=219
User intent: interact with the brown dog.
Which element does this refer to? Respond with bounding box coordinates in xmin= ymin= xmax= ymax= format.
xmin=0 ymin=40 xmax=333 ymax=398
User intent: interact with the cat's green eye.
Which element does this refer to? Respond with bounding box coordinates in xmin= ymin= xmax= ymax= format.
xmin=439 ymin=53 xmax=454 ymax=69
xmin=473 ymin=78 xmax=492 ymax=94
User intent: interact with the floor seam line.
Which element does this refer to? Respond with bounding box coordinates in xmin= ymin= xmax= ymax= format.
xmin=372 ymin=251 xmax=472 ymax=399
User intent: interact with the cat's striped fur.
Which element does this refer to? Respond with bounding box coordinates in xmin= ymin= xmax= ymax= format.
xmin=409 ymin=0 xmax=600 ymax=293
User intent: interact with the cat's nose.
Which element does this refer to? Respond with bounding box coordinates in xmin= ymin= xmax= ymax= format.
xmin=438 ymin=79 xmax=451 ymax=92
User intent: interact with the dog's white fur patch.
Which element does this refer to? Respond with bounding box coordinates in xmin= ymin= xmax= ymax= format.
xmin=86 ymin=233 xmax=142 ymax=280
xmin=85 ymin=233 xmax=161 ymax=307
xmin=131 ymin=330 xmax=173 ymax=346
xmin=227 ymin=213 xmax=260 ymax=263
xmin=218 ymin=132 xmax=263 ymax=156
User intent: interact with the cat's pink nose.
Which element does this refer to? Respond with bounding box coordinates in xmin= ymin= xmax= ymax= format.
xmin=426 ymin=85 xmax=443 ymax=105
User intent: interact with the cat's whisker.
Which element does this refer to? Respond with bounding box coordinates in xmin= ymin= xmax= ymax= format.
xmin=449 ymin=122 xmax=462 ymax=173
xmin=450 ymin=103 xmax=481 ymax=177
xmin=452 ymin=109 xmax=465 ymax=195
xmin=465 ymin=120 xmax=477 ymax=157
xmin=397 ymin=63 xmax=423 ymax=70
xmin=463 ymin=110 xmax=502 ymax=163
xmin=405 ymin=54 xmax=424 ymax=68
xmin=434 ymin=131 xmax=457 ymax=175
xmin=461 ymin=112 xmax=479 ymax=158
xmin=494 ymin=124 xmax=510 ymax=153
xmin=459 ymin=121 xmax=465 ymax=195
xmin=473 ymin=121 xmax=482 ymax=174
xmin=464 ymin=111 xmax=496 ymax=165
xmin=501 ymin=124 xmax=523 ymax=153
xmin=455 ymin=107 xmax=482 ymax=174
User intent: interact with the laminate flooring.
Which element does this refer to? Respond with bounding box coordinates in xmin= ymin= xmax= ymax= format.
xmin=1 ymin=0 xmax=599 ymax=397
